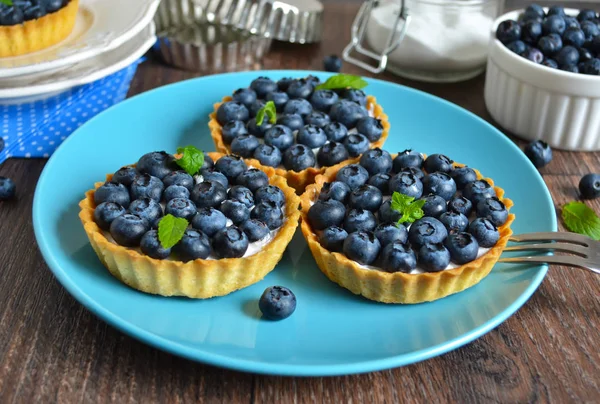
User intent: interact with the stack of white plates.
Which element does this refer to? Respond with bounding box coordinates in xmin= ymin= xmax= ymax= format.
xmin=0 ymin=0 xmax=160 ymax=104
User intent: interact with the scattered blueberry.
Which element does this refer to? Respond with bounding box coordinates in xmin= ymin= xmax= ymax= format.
xmin=579 ymin=174 xmax=600 ymax=199
xmin=343 ymin=231 xmax=381 ymax=265
xmin=524 ymin=140 xmax=553 ymax=168
xmin=323 ymin=55 xmax=343 ymax=72
xmin=258 ymin=286 xmax=297 ymax=321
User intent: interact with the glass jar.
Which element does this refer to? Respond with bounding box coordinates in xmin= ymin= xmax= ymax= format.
xmin=363 ymin=0 xmax=505 ymax=82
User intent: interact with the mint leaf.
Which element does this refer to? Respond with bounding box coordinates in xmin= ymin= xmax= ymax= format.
xmin=315 ymin=74 xmax=368 ymax=91
xmin=175 ymin=145 xmax=204 ymax=176
xmin=390 ymin=191 xmax=425 ymax=225
xmin=0 ymin=0 xmax=13 ymax=6
xmin=561 ymin=201 xmax=600 ymax=240
xmin=391 ymin=192 xmax=414 ymax=213
xmin=158 ymin=214 xmax=189 ymax=249
xmin=256 ymin=101 xmax=276 ymax=126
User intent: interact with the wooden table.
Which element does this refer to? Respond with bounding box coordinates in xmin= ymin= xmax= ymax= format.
xmin=1 ymin=1 xmax=599 ymax=402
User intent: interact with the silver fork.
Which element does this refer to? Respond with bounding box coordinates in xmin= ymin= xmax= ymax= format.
xmin=499 ymin=232 xmax=600 ymax=274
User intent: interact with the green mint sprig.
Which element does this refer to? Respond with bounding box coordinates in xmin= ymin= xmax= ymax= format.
xmin=0 ymin=0 xmax=13 ymax=6
xmin=175 ymin=145 xmax=204 ymax=176
xmin=390 ymin=192 xmax=426 ymax=226
xmin=315 ymin=74 xmax=368 ymax=91
xmin=256 ymin=101 xmax=277 ymax=126
xmin=561 ymin=201 xmax=600 ymax=240
xmin=158 ymin=214 xmax=189 ymax=249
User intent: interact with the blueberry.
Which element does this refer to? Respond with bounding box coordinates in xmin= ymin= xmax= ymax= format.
xmin=227 ymin=185 xmax=254 ymax=208
xmin=342 ymin=89 xmax=367 ymax=107
xmin=445 ymin=232 xmax=479 ymax=264
xmin=420 ymin=194 xmax=447 ymax=218
xmin=174 ymin=229 xmax=211 ymax=261
xmin=581 ymin=20 xmax=599 ymax=41
xmin=378 ymin=199 xmax=402 ymax=223
xmin=357 ymin=149 xmax=390 ymax=177
xmin=304 ymin=111 xmax=331 ymax=128
xmin=264 ymin=125 xmax=295 ymax=151
xmin=548 ymin=32 xmax=563 ymax=50
xmin=283 ymin=144 xmax=316 ymax=171
xmin=112 ymin=166 xmax=137 ymax=187
xmin=356 ymin=117 xmax=383 ymax=142
xmin=317 ymin=142 xmax=350 ymax=167
xmin=240 ymin=219 xmax=270 ymax=242
xmin=140 ymin=230 xmax=171 ymax=259
xmin=252 ymin=200 xmax=285 ymax=230
xmin=580 ymin=174 xmax=600 ymax=199
xmin=130 ymin=174 xmax=164 ymax=202
xmin=538 ymin=35 xmax=560 ymax=55
xmin=45 ymin=0 xmax=64 ymax=13
xmin=253 ymin=144 xmax=282 ymax=167
xmin=476 ymin=197 xmax=508 ymax=227
xmin=283 ymin=98 xmax=313 ymax=117
xmin=422 ymin=172 xmax=457 ymax=201
xmin=265 ymin=91 xmax=290 ymax=112
xmin=165 ymin=198 xmax=197 ymax=221
xmin=507 ymin=40 xmax=527 ymax=54
xmin=560 ymin=64 xmax=579 ymax=73
xmin=524 ymin=4 xmax=545 ymax=19
xmin=323 ymin=122 xmax=348 ymax=142
xmin=137 ymin=151 xmax=174 ymax=179
xmin=0 ymin=6 xmax=24 ymax=25
xmin=547 ymin=6 xmax=565 ymax=17
xmin=276 ymin=114 xmax=304 ymax=131
xmin=319 ymin=226 xmax=348 ymax=252
xmin=393 ymin=149 xmax=424 ymax=172
xmin=496 ymin=20 xmax=521 ymax=44
xmin=580 ymin=46 xmax=595 ymax=62
xmin=439 ymin=211 xmax=469 ymax=233
xmin=343 ymin=231 xmax=380 ymax=265
xmin=524 ymin=140 xmax=553 ymax=168
xmin=374 ymin=223 xmax=408 ymax=247
xmin=349 ymin=184 xmax=382 ymax=211
xmin=368 ymin=173 xmax=391 ymax=194
xmin=277 ymin=77 xmax=294 ymax=92
xmin=542 ymin=15 xmax=566 ymax=36
xmin=259 ymin=286 xmax=297 ymax=321
xmin=578 ymin=9 xmax=597 ymax=22
xmin=162 ymin=170 xmax=194 ymax=191
xmin=248 ymin=100 xmax=266 ymax=118
xmin=230 ymin=134 xmax=260 ymax=158
xmin=423 ymin=153 xmax=453 ymax=173
xmin=463 ymin=180 xmax=496 ymax=205
xmin=191 ymin=181 xmax=227 ymax=208
xmin=389 ymin=171 xmax=423 ymax=199
xmin=286 ymin=79 xmax=314 ymax=99
xmin=214 ymin=155 xmax=248 ymax=181
xmin=521 ymin=21 xmax=542 ymax=44
xmin=343 ymin=133 xmax=370 ymax=157
xmin=418 ymin=243 xmax=450 ymax=272
xmin=521 ymin=10 xmax=543 ymax=24
xmin=449 ymin=166 xmax=477 ymax=189
xmin=329 ymin=100 xmax=368 ymax=129
xmin=581 ymin=58 xmax=600 ymax=75
xmin=542 ymin=58 xmax=558 ymax=68
xmin=216 ymin=101 xmax=250 ymax=125
xmin=221 ymin=120 xmax=248 ymax=145
xmin=236 ymin=168 xmax=269 ymax=192
xmin=94 ymin=182 xmax=130 ymax=208
xmin=232 ymin=88 xmax=257 ymax=107
xmin=201 ymin=153 xmax=214 ymax=170
xmin=246 ymin=118 xmax=273 ymax=138
xmin=469 ymin=217 xmax=500 ymax=248
xmin=250 ymin=76 xmax=278 ymax=98
xmin=323 ymin=54 xmax=342 ymax=72
xmin=522 ymin=47 xmax=544 ymax=63
xmin=110 ymin=214 xmax=149 ymax=247
xmin=399 ymin=167 xmax=425 ymax=181
xmin=448 ymin=196 xmax=473 ymax=217
xmin=564 ymin=16 xmax=581 ymax=29
xmin=200 ymin=168 xmax=229 ymax=189
xmin=255 ymin=185 xmax=285 ymax=208
xmin=128 ymin=198 xmax=163 ymax=227
xmin=94 ymin=202 xmax=126 ymax=231
xmin=319 ymin=181 xmax=351 ymax=203
xmin=381 ymin=241 xmax=417 ymax=273
xmin=161 ymin=184 xmax=188 ymax=202
xmin=310 ymin=90 xmax=339 ymax=112
xmin=220 ymin=199 xmax=251 ymax=225
xmin=191 ymin=207 xmax=227 ymax=237
xmin=297 ymin=125 xmax=328 ymax=148
xmin=305 ymin=75 xmax=321 ymax=86
xmin=563 ymin=28 xmax=585 ymax=48
xmin=345 ymin=209 xmax=377 ymax=233
xmin=336 ymin=163 xmax=369 ymax=190
xmin=0 ymin=137 xmax=4 ymax=153
xmin=408 ymin=216 xmax=448 ymax=247
xmin=308 ymin=199 xmax=346 ymax=230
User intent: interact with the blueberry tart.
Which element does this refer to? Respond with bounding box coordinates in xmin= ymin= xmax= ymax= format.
xmin=0 ymin=0 xmax=79 ymax=57
xmin=79 ymin=149 xmax=300 ymax=299
xmin=299 ymin=150 xmax=515 ymax=304
xmin=209 ymin=74 xmax=390 ymax=194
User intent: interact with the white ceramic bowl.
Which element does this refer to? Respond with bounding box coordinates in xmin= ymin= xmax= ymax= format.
xmin=485 ymin=8 xmax=600 ymax=151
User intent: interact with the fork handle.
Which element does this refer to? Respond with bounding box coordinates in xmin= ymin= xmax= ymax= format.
xmin=510 ymin=232 xmax=590 ymax=245
xmin=499 ymin=256 xmax=600 ymax=274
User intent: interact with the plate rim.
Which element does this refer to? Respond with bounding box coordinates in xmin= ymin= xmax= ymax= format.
xmin=32 ymin=70 xmax=558 ymax=376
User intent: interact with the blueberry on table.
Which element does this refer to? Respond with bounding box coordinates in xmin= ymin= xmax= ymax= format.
xmin=265 ymin=91 xmax=290 ymax=112
xmin=231 ymin=134 xmax=260 ymax=158
xmin=130 ymin=174 xmax=164 ymax=202
xmin=216 ymin=101 xmax=250 ymax=125
xmin=297 ymin=125 xmax=328 ymax=149
xmin=349 ymin=184 xmax=382 ymax=212
xmin=129 ymin=198 xmax=163 ymax=227
xmin=236 ymin=168 xmax=269 ymax=192
xmin=329 ymin=100 xmax=368 ymax=129
xmin=522 ymin=47 xmax=544 ymax=64
xmin=562 ymin=28 xmax=585 ymax=48
xmin=469 ymin=217 xmax=500 ymax=248
xmin=264 ymin=125 xmax=295 ymax=151
xmin=259 ymin=286 xmax=297 ymax=321
xmin=579 ymin=174 xmax=600 ymax=199
xmin=476 ymin=197 xmax=509 ymax=227
xmin=246 ymin=118 xmax=273 ymax=138
xmin=250 ymin=76 xmax=278 ymax=99
xmin=319 ymin=181 xmax=351 ymax=203
xmin=578 ymin=9 xmax=597 ymax=22
xmin=94 ymin=202 xmax=125 ymax=231
xmin=255 ymin=185 xmax=286 ymax=207
xmin=496 ymin=20 xmax=521 ymax=44
xmin=524 ymin=140 xmax=553 ymax=168
xmin=317 ymin=142 xmax=350 ymax=167
xmin=112 ymin=166 xmax=138 ymax=187
xmin=283 ymin=144 xmax=316 ymax=172
xmin=418 ymin=243 xmax=451 ymax=272
xmin=445 ymin=232 xmax=479 ymax=264
xmin=220 ymin=199 xmax=251 ymax=225
xmin=547 ymin=6 xmax=566 ymax=17
xmin=448 ymin=196 xmax=473 ymax=217
xmin=174 ymin=229 xmax=211 ymax=261
xmin=251 ymin=200 xmax=284 ymax=230
xmin=356 ymin=117 xmax=384 ymax=142
xmin=342 ymin=89 xmax=367 ymax=107
xmin=200 ymin=168 xmax=229 ymax=189
xmin=463 ymin=179 xmax=496 ymax=205
xmin=389 ymin=171 xmax=423 ymax=199
xmin=541 ymin=58 xmax=558 ymax=68
xmin=343 ymin=231 xmax=381 ymax=265
xmin=521 ymin=21 xmax=542 ymax=44
xmin=420 ymin=194 xmax=447 ymax=218
xmin=368 ymin=173 xmax=391 ymax=194
xmin=228 ymin=185 xmax=254 ymax=208
xmin=542 ymin=15 xmax=566 ymax=36
xmin=286 ymin=79 xmax=315 ymax=99
xmin=408 ymin=217 xmax=448 ymax=247
xmin=449 ymin=166 xmax=477 ymax=189
xmin=221 ymin=120 xmax=248 ymax=145
xmin=276 ymin=113 xmax=304 ymax=132
xmin=110 ymin=214 xmax=149 ymax=247
xmin=305 ymin=111 xmax=332 ymax=128
xmin=381 ymin=241 xmax=416 ymax=273
xmin=439 ymin=211 xmax=469 ymax=233
xmin=323 ymin=54 xmax=343 ymax=72
xmin=240 ymin=219 xmax=270 ymax=242
xmin=192 ymin=207 xmax=227 ymax=237
xmin=422 ymin=172 xmax=457 ymax=201
xmin=166 ymin=198 xmax=197 ymax=221
xmin=191 ymin=181 xmax=227 ymax=209
xmin=310 ymin=90 xmax=340 ymax=113
xmin=423 ymin=153 xmax=453 ymax=173
xmin=379 ymin=199 xmax=402 ymax=223
xmin=343 ymin=133 xmax=370 ymax=157
xmin=308 ymin=199 xmax=346 ymax=230
xmin=232 ymin=88 xmax=257 ymax=108
xmin=319 ymin=226 xmax=348 ymax=252
xmin=323 ymin=121 xmax=348 ymax=142
xmin=253 ymin=144 xmax=283 ymax=167
xmin=214 ymin=155 xmax=248 ymax=181
xmin=374 ymin=223 xmax=408 ymax=247
xmin=336 ymin=164 xmax=370 ymax=190
xmin=94 ymin=181 xmax=130 ymax=208
xmin=140 ymin=230 xmax=171 ymax=260
xmin=163 ymin=184 xmax=190 ymax=202
xmin=581 ymin=59 xmax=600 ymax=75
xmin=212 ymin=226 xmax=249 ymax=258
xmin=506 ymin=40 xmax=526 ymax=54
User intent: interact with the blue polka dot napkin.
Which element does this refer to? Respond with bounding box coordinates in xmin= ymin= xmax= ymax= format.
xmin=0 ymin=59 xmax=143 ymax=166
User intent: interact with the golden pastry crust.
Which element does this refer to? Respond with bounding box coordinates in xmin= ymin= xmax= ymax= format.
xmin=299 ymin=156 xmax=515 ymax=304
xmin=0 ymin=0 xmax=79 ymax=57
xmin=78 ymin=152 xmax=301 ymax=299
xmin=209 ymin=95 xmax=390 ymax=194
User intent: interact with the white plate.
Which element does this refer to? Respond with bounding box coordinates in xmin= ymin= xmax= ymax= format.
xmin=0 ymin=23 xmax=156 ymax=103
xmin=0 ymin=0 xmax=160 ymax=78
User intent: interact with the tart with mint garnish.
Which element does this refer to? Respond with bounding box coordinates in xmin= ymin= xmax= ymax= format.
xmin=299 ymin=149 xmax=515 ymax=304
xmin=78 ymin=147 xmax=300 ymax=299
xmin=208 ymin=74 xmax=390 ymax=193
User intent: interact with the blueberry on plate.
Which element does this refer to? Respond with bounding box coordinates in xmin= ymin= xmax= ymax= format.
xmin=579 ymin=173 xmax=600 ymax=199
xmin=356 ymin=117 xmax=383 ymax=142
xmin=246 ymin=118 xmax=273 ymax=138
xmin=580 ymin=58 xmax=600 ymax=75
xmin=277 ymin=77 xmax=294 ymax=92
xmin=308 ymin=199 xmax=346 ymax=230
xmin=323 ymin=121 xmax=348 ymax=142
xmin=200 ymin=167 xmax=229 ymax=189
xmin=110 ymin=214 xmax=149 ymax=247
xmin=542 ymin=15 xmax=566 ymax=36
xmin=236 ymin=168 xmax=269 ymax=192
xmin=522 ymin=48 xmax=544 ymax=64
xmin=374 ymin=222 xmax=408 ymax=247
xmin=264 ymin=125 xmax=295 ymax=151
xmin=112 ymin=166 xmax=137 ymax=187
xmin=476 ymin=197 xmax=508 ymax=226
xmin=521 ymin=20 xmax=542 ymax=44
xmin=439 ymin=211 xmax=469 ymax=233
xmin=344 ymin=208 xmax=377 ymax=233
xmin=283 ymin=98 xmax=313 ymax=117
xmin=399 ymin=166 xmax=425 ymax=181
xmin=542 ymin=58 xmax=558 ymax=68
xmin=136 ymin=151 xmax=175 ymax=179
xmin=422 ymin=172 xmax=457 ymax=201
xmin=420 ymin=194 xmax=447 ymax=218
xmin=423 ymin=153 xmax=453 ymax=173
xmin=265 ymin=91 xmax=290 ymax=112
xmin=250 ymin=76 xmax=278 ymax=98
xmin=297 ymin=125 xmax=328 ymax=148
xmin=469 ymin=217 xmax=500 ymax=248
xmin=496 ymin=20 xmax=521 ymax=44
xmin=317 ymin=142 xmax=350 ymax=167
xmin=214 ymin=154 xmax=248 ymax=181
xmin=342 ymin=89 xmax=367 ymax=107
xmin=445 ymin=232 xmax=479 ymax=265
xmin=129 ymin=198 xmax=163 ymax=227
xmin=556 ymin=45 xmax=580 ymax=68
xmin=381 ymin=241 xmax=416 ymax=273
xmin=259 ymin=286 xmax=297 ymax=321
xmin=231 ymin=134 xmax=260 ymax=158
xmin=319 ymin=181 xmax=351 ymax=203
xmin=323 ymin=54 xmax=343 ymax=72
xmin=343 ymin=133 xmax=370 ymax=157
xmin=192 ymin=207 xmax=227 ymax=237
xmin=507 ymin=40 xmax=527 ymax=54
xmin=408 ymin=216 xmax=448 ymax=246
xmin=359 ymin=148 xmax=392 ymax=175
xmin=329 ymin=99 xmax=368 ymax=129
xmin=319 ymin=226 xmax=348 ymax=252
xmin=251 ymin=200 xmax=284 ymax=229
xmin=232 ymin=88 xmax=257 ymax=107
xmin=248 ymin=100 xmax=266 ymax=118
xmin=336 ymin=163 xmax=369 ymax=190
xmin=393 ymin=149 xmax=424 ymax=172
xmin=367 ymin=173 xmax=391 ymax=194
xmin=253 ymin=144 xmax=283 ymax=167
xmin=378 ymin=199 xmax=402 ymax=223
xmin=349 ymin=184 xmax=382 ymax=211
xmin=524 ymin=140 xmax=552 ymax=168
xmin=221 ymin=120 xmax=248 ymax=145
xmin=163 ymin=170 xmax=194 ymax=191
xmin=165 ymin=198 xmax=197 ymax=221
xmin=255 ymin=185 xmax=285 ymax=207
xmin=463 ymin=179 xmax=496 ymax=205
xmin=163 ymin=184 xmax=190 ymax=202
xmin=94 ymin=202 xmax=126 ymax=231
xmin=449 ymin=166 xmax=477 ymax=189
xmin=283 ymin=144 xmax=316 ymax=172
xmin=578 ymin=9 xmax=597 ymax=22
xmin=240 ymin=219 xmax=270 ymax=242
xmin=94 ymin=181 xmax=130 ymax=208
xmin=418 ymin=243 xmax=451 ymax=272
xmin=304 ymin=111 xmax=332 ymax=128
xmin=191 ymin=181 xmax=227 ymax=208
xmin=140 ymin=230 xmax=171 ymax=260
xmin=389 ymin=171 xmax=423 ymax=199
xmin=286 ymin=78 xmax=314 ymax=99
xmin=228 ymin=185 xmax=254 ymax=208
xmin=220 ymin=199 xmax=251 ymax=225
xmin=310 ymin=89 xmax=339 ymax=112
xmin=580 ymin=20 xmax=599 ymax=41
xmin=130 ymin=174 xmax=164 ymax=203
xmin=563 ymin=27 xmax=585 ymax=48
xmin=174 ymin=229 xmax=211 ymax=261
xmin=343 ymin=231 xmax=381 ymax=265
xmin=216 ymin=101 xmax=250 ymax=125
xmin=276 ymin=113 xmax=304 ymax=131
xmin=448 ymin=195 xmax=473 ymax=217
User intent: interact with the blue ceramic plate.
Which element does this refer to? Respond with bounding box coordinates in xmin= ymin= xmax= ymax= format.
xmin=33 ymin=71 xmax=556 ymax=376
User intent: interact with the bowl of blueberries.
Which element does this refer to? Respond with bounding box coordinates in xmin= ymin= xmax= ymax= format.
xmin=484 ymin=4 xmax=600 ymax=151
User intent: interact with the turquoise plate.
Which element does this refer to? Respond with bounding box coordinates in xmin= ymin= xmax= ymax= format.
xmin=33 ymin=71 xmax=556 ymax=376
